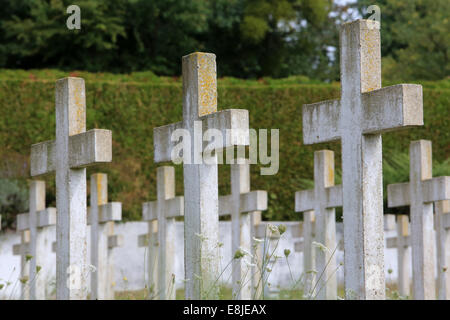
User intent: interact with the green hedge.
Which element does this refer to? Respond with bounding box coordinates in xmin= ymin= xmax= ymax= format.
xmin=0 ymin=73 xmax=448 ymax=224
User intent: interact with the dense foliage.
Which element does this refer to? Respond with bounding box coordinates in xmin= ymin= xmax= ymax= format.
xmin=0 ymin=71 xmax=448 ymax=228
xmin=0 ymin=0 xmax=447 ymax=81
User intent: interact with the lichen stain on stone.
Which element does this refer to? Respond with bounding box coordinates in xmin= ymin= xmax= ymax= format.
xmin=71 ymin=80 xmax=86 ymax=135
xmin=360 ymin=28 xmax=380 ymax=93
xmin=197 ymin=53 xmax=217 ymax=117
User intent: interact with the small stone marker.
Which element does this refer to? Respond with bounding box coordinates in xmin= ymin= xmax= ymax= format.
xmin=142 ymin=166 xmax=184 ymax=300
xmin=13 ymin=230 xmax=31 ymax=299
xmin=138 ymin=221 xmax=159 ymax=298
xmin=295 ymin=150 xmax=342 ymax=299
xmin=153 ymin=52 xmax=249 ymax=299
xmin=30 ymin=77 xmax=112 ymax=299
xmin=14 ymin=180 xmax=56 ymax=300
xmin=387 ymin=140 xmax=450 ymax=299
xmin=385 ymin=214 xmax=411 ymax=297
xmin=88 ymin=173 xmax=122 ymax=300
xmin=435 ymin=200 xmax=450 ymax=300
xmin=293 ymin=211 xmax=316 ymax=296
xmin=302 ymin=19 xmax=423 ymax=299
xmin=218 ymin=158 xmax=267 ymax=299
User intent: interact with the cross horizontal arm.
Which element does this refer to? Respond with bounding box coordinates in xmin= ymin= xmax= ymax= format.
xmin=166 ymin=196 xmax=184 ymax=218
xmin=423 ymin=176 xmax=450 ymax=203
xmin=295 ymin=189 xmax=314 ymax=212
xmin=87 ymin=202 xmax=122 ymax=224
xmin=240 ymin=190 xmax=267 ymax=213
xmin=138 ymin=233 xmax=158 ymax=247
xmin=153 ymin=109 xmax=249 ymax=163
xmin=153 ymin=121 xmax=183 ymax=163
xmin=219 ymin=191 xmax=267 ymax=216
xmin=142 ymin=201 xmax=157 ymax=221
xmin=362 ymin=84 xmax=423 ymax=134
xmin=386 ymin=236 xmax=410 ymax=249
xmin=17 ymin=208 xmax=57 ymax=231
xmin=202 ymin=109 xmax=249 ymax=149
xmin=325 ymin=185 xmax=343 ymax=208
xmin=13 ymin=242 xmax=30 ymax=255
xmin=142 ymin=197 xmax=184 ymax=221
xmin=302 ymin=99 xmax=341 ymax=144
xmin=108 ymin=235 xmax=123 ymax=249
xmin=387 ymin=182 xmax=410 ymax=207
xmin=30 ymin=129 xmax=112 ymax=176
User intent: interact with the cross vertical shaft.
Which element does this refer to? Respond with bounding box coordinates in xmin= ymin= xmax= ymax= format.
xmin=436 ymin=200 xmax=450 ymax=300
xmin=182 ymin=53 xmax=220 ymax=299
xmin=314 ymin=151 xmax=337 ymax=299
xmin=340 ymin=21 xmax=385 ymax=299
xmin=410 ymin=140 xmax=435 ymax=299
xmin=231 ymin=159 xmax=251 ymax=299
xmin=396 ymin=215 xmax=411 ymax=297
xmin=55 ymin=78 xmax=88 ymax=299
xmin=28 ymin=180 xmax=46 ymax=300
xmin=157 ymin=166 xmax=177 ymax=300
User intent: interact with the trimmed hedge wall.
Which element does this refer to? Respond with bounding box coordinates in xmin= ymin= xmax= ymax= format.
xmin=0 ymin=75 xmax=448 ymax=223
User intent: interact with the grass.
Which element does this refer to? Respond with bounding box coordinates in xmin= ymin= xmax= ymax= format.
xmin=114 ymin=284 xmax=408 ymax=300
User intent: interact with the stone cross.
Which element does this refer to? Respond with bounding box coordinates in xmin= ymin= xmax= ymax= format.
xmin=138 ymin=221 xmax=159 ymax=298
xmin=218 ymin=159 xmax=267 ymax=299
xmin=387 ymin=140 xmax=450 ymax=299
xmin=88 ymin=173 xmax=122 ymax=300
xmin=13 ymin=230 xmax=31 ymax=299
xmin=30 ymin=77 xmax=112 ymax=299
xmin=385 ymin=214 xmax=411 ymax=297
xmin=14 ymin=180 xmax=56 ymax=300
xmin=295 ymin=150 xmax=342 ymax=299
xmin=153 ymin=52 xmax=249 ymax=299
xmin=435 ymin=200 xmax=450 ymax=300
xmin=142 ymin=166 xmax=184 ymax=300
xmin=302 ymin=19 xmax=423 ymax=299
xmin=293 ymin=212 xmax=316 ymax=296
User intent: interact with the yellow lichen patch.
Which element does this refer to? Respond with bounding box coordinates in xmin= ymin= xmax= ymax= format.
xmin=196 ymin=53 xmax=217 ymax=117
xmin=73 ymin=80 xmax=85 ymax=134
xmin=325 ymin=151 xmax=335 ymax=186
xmin=400 ymin=216 xmax=409 ymax=237
xmin=95 ymin=174 xmax=107 ymax=205
xmin=360 ymin=27 xmax=381 ymax=93
xmin=422 ymin=142 xmax=432 ymax=180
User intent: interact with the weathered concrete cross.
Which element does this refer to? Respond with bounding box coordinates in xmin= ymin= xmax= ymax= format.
xmin=385 ymin=214 xmax=411 ymax=297
xmin=302 ymin=20 xmax=423 ymax=299
xmin=88 ymin=173 xmax=122 ymax=300
xmin=292 ymin=212 xmax=316 ymax=296
xmin=14 ymin=180 xmax=56 ymax=299
xmin=435 ymin=200 xmax=450 ymax=300
xmin=387 ymin=140 xmax=450 ymax=299
xmin=218 ymin=158 xmax=267 ymax=299
xmin=295 ymin=150 xmax=342 ymax=299
xmin=30 ymin=77 xmax=112 ymax=299
xmin=142 ymin=166 xmax=184 ymax=300
xmin=153 ymin=52 xmax=249 ymax=299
